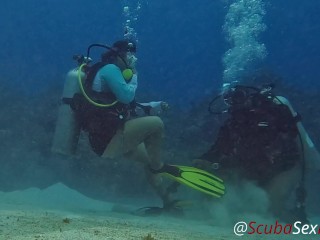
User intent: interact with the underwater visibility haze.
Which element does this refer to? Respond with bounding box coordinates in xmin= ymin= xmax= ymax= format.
xmin=0 ymin=0 xmax=320 ymax=239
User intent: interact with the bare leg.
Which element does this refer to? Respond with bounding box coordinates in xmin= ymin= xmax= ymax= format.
xmin=103 ymin=116 xmax=171 ymax=203
xmin=124 ymin=143 xmax=172 ymax=204
xmin=103 ymin=116 xmax=164 ymax=168
xmin=122 ymin=116 xmax=164 ymax=169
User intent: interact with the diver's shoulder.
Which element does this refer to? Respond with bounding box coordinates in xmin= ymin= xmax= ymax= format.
xmin=100 ymin=63 xmax=120 ymax=72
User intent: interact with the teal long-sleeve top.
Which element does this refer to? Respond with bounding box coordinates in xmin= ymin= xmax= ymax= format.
xmin=92 ymin=64 xmax=138 ymax=104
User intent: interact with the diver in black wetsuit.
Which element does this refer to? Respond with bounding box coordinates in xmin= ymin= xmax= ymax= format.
xmin=194 ymin=84 xmax=310 ymax=223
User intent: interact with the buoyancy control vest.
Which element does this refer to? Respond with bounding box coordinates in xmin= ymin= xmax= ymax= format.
xmin=204 ymin=86 xmax=301 ymax=183
xmin=70 ymin=62 xmax=130 ymax=156
xmin=52 ymin=42 xmax=135 ymax=156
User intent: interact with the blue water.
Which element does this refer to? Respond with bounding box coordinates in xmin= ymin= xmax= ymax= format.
xmin=1 ymin=0 xmax=318 ymax=104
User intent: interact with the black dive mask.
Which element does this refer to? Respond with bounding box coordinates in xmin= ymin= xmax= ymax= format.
xmin=208 ymin=84 xmax=275 ymax=114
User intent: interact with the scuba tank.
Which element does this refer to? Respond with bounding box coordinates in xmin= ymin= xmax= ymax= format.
xmin=51 ymin=41 xmax=135 ymax=156
xmin=51 ymin=66 xmax=86 ymax=156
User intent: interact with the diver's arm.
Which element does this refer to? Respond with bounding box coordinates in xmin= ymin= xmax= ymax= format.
xmin=134 ymin=101 xmax=169 ymax=116
xmin=100 ymin=64 xmax=137 ymax=104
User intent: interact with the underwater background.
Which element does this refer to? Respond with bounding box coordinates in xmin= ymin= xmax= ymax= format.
xmin=1 ymin=0 xmax=320 ymax=233
xmin=1 ymin=0 xmax=319 ymax=103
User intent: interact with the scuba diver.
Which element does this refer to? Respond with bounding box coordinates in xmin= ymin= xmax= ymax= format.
xmin=193 ymin=83 xmax=320 ymax=223
xmin=52 ymin=39 xmax=225 ymax=212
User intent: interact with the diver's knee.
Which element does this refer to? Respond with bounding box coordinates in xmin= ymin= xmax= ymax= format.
xmin=149 ymin=116 xmax=164 ymax=131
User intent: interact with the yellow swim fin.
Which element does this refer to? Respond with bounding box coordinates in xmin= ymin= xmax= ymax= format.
xmin=153 ymin=164 xmax=225 ymax=198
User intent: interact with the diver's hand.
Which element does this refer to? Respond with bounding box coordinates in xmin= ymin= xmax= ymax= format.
xmin=146 ymin=101 xmax=169 ymax=115
xmin=160 ymin=101 xmax=170 ymax=111
xmin=136 ymin=101 xmax=169 ymax=116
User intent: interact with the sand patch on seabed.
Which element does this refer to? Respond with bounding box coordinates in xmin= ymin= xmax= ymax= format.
xmin=0 ymin=208 xmax=231 ymax=240
xmin=0 ymin=184 xmax=315 ymax=240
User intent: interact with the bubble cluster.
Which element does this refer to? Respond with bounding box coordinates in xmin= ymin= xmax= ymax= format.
xmin=222 ymin=0 xmax=267 ymax=85
xmin=121 ymin=0 xmax=144 ymax=42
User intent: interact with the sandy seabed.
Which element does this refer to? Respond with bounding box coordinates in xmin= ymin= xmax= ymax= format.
xmin=0 ymin=183 xmax=314 ymax=240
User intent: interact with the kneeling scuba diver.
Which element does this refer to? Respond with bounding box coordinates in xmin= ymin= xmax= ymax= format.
xmin=51 ymin=40 xmax=225 ymax=216
xmin=191 ymin=83 xmax=317 ymax=223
